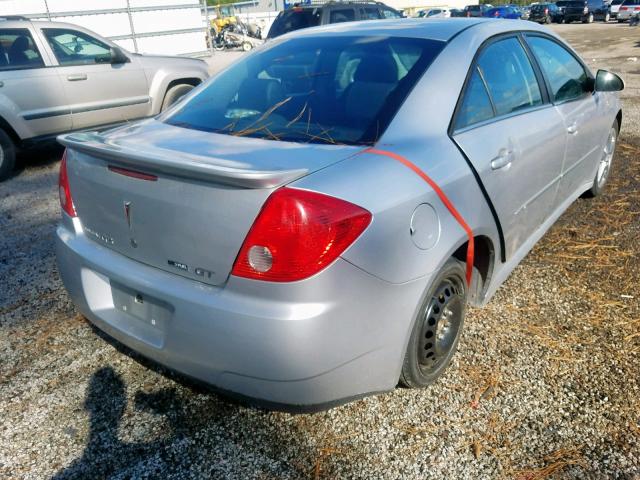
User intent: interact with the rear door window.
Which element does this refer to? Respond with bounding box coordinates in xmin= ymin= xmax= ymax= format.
xmin=329 ymin=8 xmax=356 ymax=23
xmin=526 ymin=35 xmax=590 ymax=103
xmin=381 ymin=8 xmax=403 ymax=18
xmin=454 ymin=67 xmax=495 ymax=130
xmin=0 ymin=28 xmax=44 ymax=70
xmin=360 ymin=7 xmax=382 ymax=19
xmin=267 ymin=9 xmax=322 ymax=38
xmin=476 ymin=37 xmax=543 ymax=116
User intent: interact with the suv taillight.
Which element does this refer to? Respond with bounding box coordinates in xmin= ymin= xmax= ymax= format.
xmin=59 ymin=149 xmax=77 ymax=217
xmin=544 ymin=7 xmax=549 ymax=14
xmin=231 ymin=187 xmax=371 ymax=282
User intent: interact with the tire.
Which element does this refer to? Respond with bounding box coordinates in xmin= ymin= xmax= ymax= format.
xmin=161 ymin=83 xmax=195 ymax=112
xmin=399 ymin=258 xmax=467 ymax=388
xmin=0 ymin=128 xmax=16 ymax=182
xmin=584 ymin=121 xmax=618 ymax=198
xmin=587 ymin=13 xmax=594 ymax=22
xmin=241 ymin=41 xmax=253 ymax=52
xmin=604 ymin=12 xmax=610 ymax=22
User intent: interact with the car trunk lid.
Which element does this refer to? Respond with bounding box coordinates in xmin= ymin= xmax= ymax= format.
xmin=60 ymin=120 xmax=362 ymax=286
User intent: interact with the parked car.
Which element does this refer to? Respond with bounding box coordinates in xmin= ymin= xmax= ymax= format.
xmin=464 ymin=4 xmax=493 ymax=16
xmin=417 ymin=7 xmax=452 ymax=17
xmin=57 ymin=18 xmax=623 ymax=410
xmin=0 ymin=16 xmax=209 ymax=181
xmin=450 ymin=8 xmax=467 ymax=16
xmin=529 ymin=2 xmax=562 ymax=22
xmin=556 ymin=0 xmax=610 ymax=22
xmin=617 ymin=0 xmax=640 ymax=20
xmin=267 ymin=0 xmax=402 ymax=38
xmin=610 ymin=0 xmax=625 ymax=19
xmin=519 ymin=5 xmax=532 ymax=19
xmin=483 ymin=6 xmax=523 ymax=18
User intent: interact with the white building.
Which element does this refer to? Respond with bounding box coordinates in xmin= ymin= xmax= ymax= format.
xmin=0 ymin=0 xmax=210 ymax=56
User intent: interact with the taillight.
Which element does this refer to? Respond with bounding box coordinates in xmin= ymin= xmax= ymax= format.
xmin=231 ymin=187 xmax=372 ymax=282
xmin=544 ymin=7 xmax=549 ymax=14
xmin=494 ymin=10 xmax=500 ymax=16
xmin=620 ymin=6 xmax=627 ymax=9
xmin=59 ymin=149 xmax=77 ymax=217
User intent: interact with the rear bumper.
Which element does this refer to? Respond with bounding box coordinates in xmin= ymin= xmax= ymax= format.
xmin=56 ymin=217 xmax=429 ymax=409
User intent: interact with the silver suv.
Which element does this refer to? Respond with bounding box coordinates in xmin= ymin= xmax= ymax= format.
xmin=0 ymin=16 xmax=209 ymax=180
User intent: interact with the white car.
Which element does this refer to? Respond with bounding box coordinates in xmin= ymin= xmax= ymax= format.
xmin=617 ymin=0 xmax=640 ymax=20
xmin=417 ymin=8 xmax=452 ymax=18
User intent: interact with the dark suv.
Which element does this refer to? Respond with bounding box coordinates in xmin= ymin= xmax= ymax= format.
xmin=267 ymin=1 xmax=403 ymax=39
xmin=556 ymin=0 xmax=611 ymax=22
xmin=529 ymin=3 xmax=562 ymax=22
xmin=463 ymin=4 xmax=492 ymax=16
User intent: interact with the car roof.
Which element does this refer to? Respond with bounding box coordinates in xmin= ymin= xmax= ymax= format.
xmin=287 ymin=18 xmax=549 ymax=42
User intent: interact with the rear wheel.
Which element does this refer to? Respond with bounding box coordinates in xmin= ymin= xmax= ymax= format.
xmin=161 ymin=83 xmax=195 ymax=112
xmin=241 ymin=41 xmax=253 ymax=52
xmin=584 ymin=121 xmax=618 ymax=198
xmin=400 ymin=258 xmax=467 ymax=388
xmin=604 ymin=12 xmax=610 ymax=21
xmin=0 ymin=128 xmax=16 ymax=182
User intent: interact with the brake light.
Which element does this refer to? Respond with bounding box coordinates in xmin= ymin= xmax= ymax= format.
xmin=231 ymin=187 xmax=372 ymax=282
xmin=494 ymin=10 xmax=500 ymax=16
xmin=58 ymin=149 xmax=77 ymax=218
xmin=635 ymin=6 xmax=640 ymax=9
xmin=620 ymin=6 xmax=627 ymax=9
xmin=544 ymin=7 xmax=549 ymax=14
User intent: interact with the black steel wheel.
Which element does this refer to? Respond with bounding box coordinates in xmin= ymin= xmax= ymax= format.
xmin=400 ymin=258 xmax=467 ymax=388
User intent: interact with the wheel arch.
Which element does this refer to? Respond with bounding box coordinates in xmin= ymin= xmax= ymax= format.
xmin=452 ymin=234 xmax=495 ymax=306
xmin=0 ymin=114 xmax=21 ymax=145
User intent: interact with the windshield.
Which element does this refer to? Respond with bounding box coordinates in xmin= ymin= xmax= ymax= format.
xmin=164 ymin=36 xmax=445 ymax=145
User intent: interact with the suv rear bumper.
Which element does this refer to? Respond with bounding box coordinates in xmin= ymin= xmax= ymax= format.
xmin=56 ymin=216 xmax=429 ymax=410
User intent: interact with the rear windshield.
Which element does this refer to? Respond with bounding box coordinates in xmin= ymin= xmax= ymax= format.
xmin=622 ymin=0 xmax=640 ymax=4
xmin=164 ymin=36 xmax=444 ymax=145
xmin=611 ymin=0 xmax=623 ymax=4
xmin=556 ymin=1 xmax=584 ymax=6
xmin=267 ymin=8 xmax=322 ymax=38
xmin=467 ymin=5 xmax=481 ymax=10
xmin=531 ymin=4 xmax=550 ymax=10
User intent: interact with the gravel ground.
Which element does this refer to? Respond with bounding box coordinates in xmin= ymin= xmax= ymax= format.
xmin=1 ymin=23 xmax=639 ymax=480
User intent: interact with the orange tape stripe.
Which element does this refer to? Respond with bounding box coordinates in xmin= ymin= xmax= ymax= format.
xmin=363 ymin=148 xmax=475 ymax=286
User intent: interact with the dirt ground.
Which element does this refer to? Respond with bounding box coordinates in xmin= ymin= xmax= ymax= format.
xmin=0 ymin=23 xmax=639 ymax=480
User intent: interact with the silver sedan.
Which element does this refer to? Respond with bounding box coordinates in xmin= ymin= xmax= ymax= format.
xmin=56 ymin=18 xmax=623 ymax=410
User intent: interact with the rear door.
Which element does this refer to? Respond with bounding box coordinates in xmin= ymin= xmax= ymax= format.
xmin=39 ymin=27 xmax=149 ymax=130
xmin=525 ymin=34 xmax=604 ymax=200
xmin=452 ymin=35 xmax=567 ymax=260
xmin=0 ymin=27 xmax=71 ymax=138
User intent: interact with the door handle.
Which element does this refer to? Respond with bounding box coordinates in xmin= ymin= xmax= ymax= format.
xmin=67 ymin=74 xmax=87 ymax=81
xmin=491 ymin=148 xmax=513 ymax=170
xmin=567 ymin=122 xmax=578 ymax=135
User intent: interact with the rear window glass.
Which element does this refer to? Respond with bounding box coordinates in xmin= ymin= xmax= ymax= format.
xmin=622 ymin=0 xmax=640 ymax=4
xmin=267 ymin=9 xmax=321 ymax=38
xmin=164 ymin=36 xmax=444 ymax=145
xmin=556 ymin=1 xmax=584 ymax=6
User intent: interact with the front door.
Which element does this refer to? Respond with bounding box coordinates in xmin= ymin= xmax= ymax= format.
xmin=525 ymin=34 xmax=606 ymax=199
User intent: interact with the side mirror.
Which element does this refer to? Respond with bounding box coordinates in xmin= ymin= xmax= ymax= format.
xmin=110 ymin=47 xmax=130 ymax=64
xmin=594 ymin=69 xmax=624 ymax=92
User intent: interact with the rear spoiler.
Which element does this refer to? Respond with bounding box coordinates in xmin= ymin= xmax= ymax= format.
xmin=58 ymin=131 xmax=308 ymax=189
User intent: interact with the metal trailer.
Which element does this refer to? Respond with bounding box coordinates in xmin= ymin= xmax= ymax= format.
xmin=0 ymin=0 xmax=213 ymax=56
